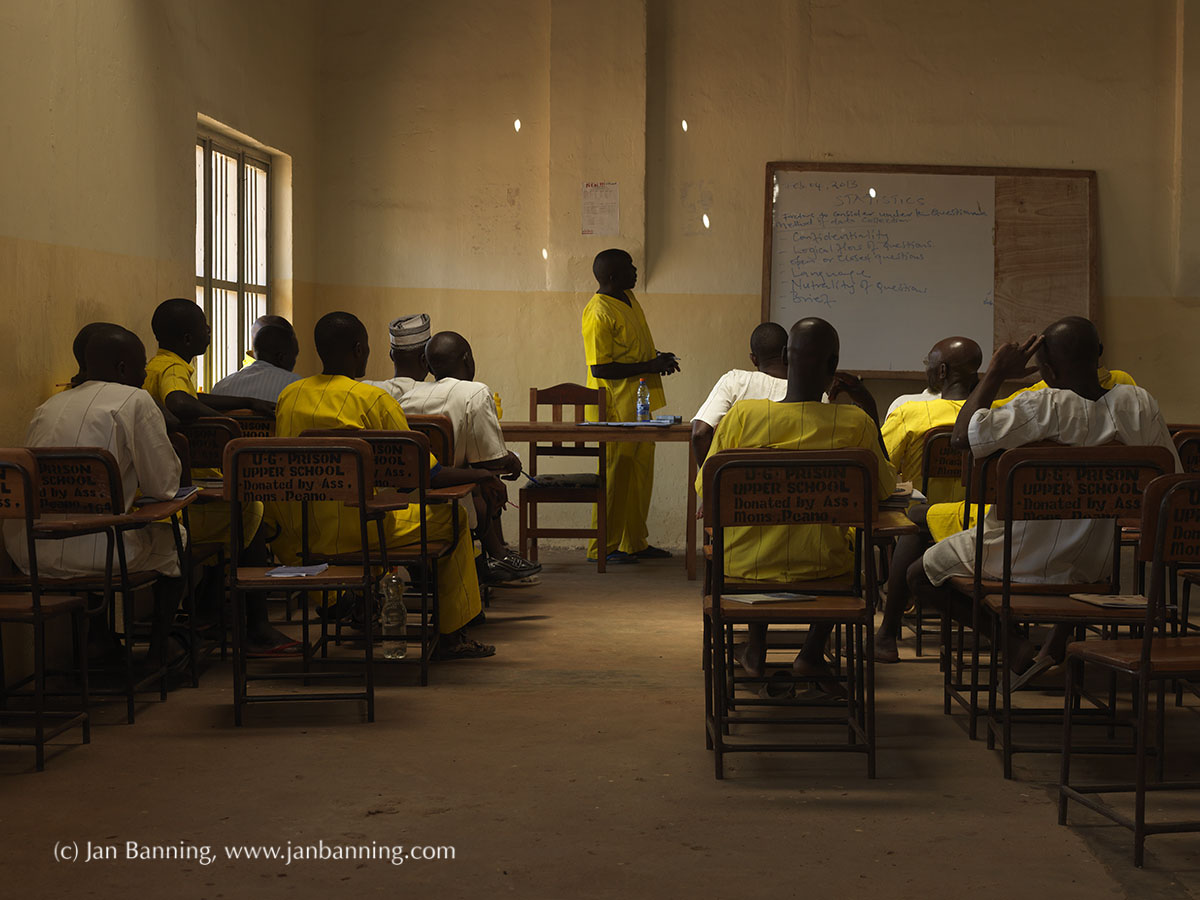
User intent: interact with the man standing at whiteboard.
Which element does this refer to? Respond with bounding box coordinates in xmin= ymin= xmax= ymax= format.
xmin=581 ymin=249 xmax=680 ymax=564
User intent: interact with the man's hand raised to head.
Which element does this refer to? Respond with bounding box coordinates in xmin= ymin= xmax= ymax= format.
xmin=986 ymin=334 xmax=1044 ymax=382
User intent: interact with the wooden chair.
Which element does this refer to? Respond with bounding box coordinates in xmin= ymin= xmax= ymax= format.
xmin=905 ymin=424 xmax=966 ymax=656
xmin=982 ymin=444 xmax=1176 ymax=778
xmin=1060 ymin=472 xmax=1200 ymax=866
xmin=301 ymin=429 xmax=472 ymax=686
xmin=404 ymin=414 xmax=455 ymax=467
xmin=0 ymin=450 xmax=93 ymax=770
xmin=9 ymin=448 xmax=192 ymax=724
xmin=703 ymin=448 xmax=881 ymax=779
xmin=519 ymin=384 xmax=607 ymax=573
xmin=227 ymin=414 xmax=275 ymax=440
xmin=223 ymin=437 xmax=378 ymax=724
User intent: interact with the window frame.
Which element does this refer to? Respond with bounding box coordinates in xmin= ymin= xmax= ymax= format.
xmin=195 ymin=133 xmax=272 ymax=391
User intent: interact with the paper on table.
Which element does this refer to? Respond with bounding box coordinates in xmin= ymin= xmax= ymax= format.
xmin=724 ymin=592 xmax=817 ymax=604
xmin=1069 ymin=593 xmax=1148 ymax=609
xmin=267 ymin=563 xmax=330 ymax=578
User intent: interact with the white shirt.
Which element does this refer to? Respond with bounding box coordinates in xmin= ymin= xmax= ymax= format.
xmin=211 ymin=359 xmax=302 ymax=404
xmin=395 ymin=377 xmax=507 ymax=467
xmin=887 ymin=388 xmax=940 ymax=418
xmin=923 ymin=384 xmax=1180 ymax=586
xmin=3 ymin=382 xmax=184 ymax=578
xmin=693 ymin=370 xmax=788 ymax=429
xmin=363 ymin=376 xmax=424 ymax=406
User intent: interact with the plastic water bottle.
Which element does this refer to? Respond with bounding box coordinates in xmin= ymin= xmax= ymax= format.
xmin=636 ymin=378 xmax=651 ymax=422
xmin=381 ymin=569 xmax=408 ymax=659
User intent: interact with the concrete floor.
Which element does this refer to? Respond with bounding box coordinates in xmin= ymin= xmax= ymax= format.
xmin=3 ymin=550 xmax=1200 ymax=899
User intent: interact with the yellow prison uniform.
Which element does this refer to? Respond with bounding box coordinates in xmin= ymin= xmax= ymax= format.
xmin=143 ymin=348 xmax=263 ymax=546
xmin=269 ymin=375 xmax=481 ymax=635
xmin=581 ymin=290 xmax=665 ymax=558
xmin=881 ymin=398 xmax=973 ymax=542
xmin=697 ymin=399 xmax=896 ymax=582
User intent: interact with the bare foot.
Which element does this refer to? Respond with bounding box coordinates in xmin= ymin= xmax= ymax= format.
xmin=736 ymin=642 xmax=766 ymax=678
xmin=874 ymin=633 xmax=900 ymax=664
xmin=791 ymin=655 xmax=847 ymax=698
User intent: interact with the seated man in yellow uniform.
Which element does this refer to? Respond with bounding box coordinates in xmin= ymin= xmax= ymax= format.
xmin=699 ymin=317 xmax=895 ymax=682
xmin=142 ymin=297 xmax=290 ymax=653
xmin=874 ymin=336 xmax=981 ymax=662
xmin=582 ymin=249 xmax=680 ymax=564
xmin=271 ymin=311 xmax=506 ymax=659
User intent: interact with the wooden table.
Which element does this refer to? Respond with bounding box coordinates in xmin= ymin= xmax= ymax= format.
xmin=499 ymin=421 xmax=700 ymax=579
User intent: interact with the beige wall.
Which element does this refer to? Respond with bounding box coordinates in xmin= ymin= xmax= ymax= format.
xmin=0 ymin=0 xmax=1195 ymax=554
xmin=0 ymin=0 xmax=319 ymax=442
xmin=301 ymin=0 xmax=1193 ymax=547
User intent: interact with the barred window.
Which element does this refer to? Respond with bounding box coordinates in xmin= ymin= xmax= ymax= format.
xmin=195 ymin=135 xmax=270 ymax=390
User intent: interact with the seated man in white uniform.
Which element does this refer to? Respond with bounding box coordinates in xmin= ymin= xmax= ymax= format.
xmin=691 ymin=322 xmax=789 ymax=464
xmin=399 ymin=331 xmax=541 ymax=586
xmin=363 ymin=313 xmax=432 ymax=405
xmin=211 ymin=321 xmax=302 ymax=403
xmin=908 ymin=317 xmax=1180 ymax=687
xmin=4 ymin=324 xmax=185 ymax=665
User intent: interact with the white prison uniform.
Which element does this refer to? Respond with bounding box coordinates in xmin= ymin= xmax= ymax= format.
xmin=692 ymin=369 xmax=830 ymax=431
xmin=923 ymin=385 xmax=1180 ymax=586
xmin=210 ymin=359 xmax=302 ymax=404
xmin=692 ymin=370 xmax=788 ymax=429
xmin=395 ymin=377 xmax=508 ymax=468
xmin=362 ymin=376 xmax=424 ymax=407
xmin=3 ymin=382 xmax=184 ymax=578
xmin=887 ymin=388 xmax=940 ymax=419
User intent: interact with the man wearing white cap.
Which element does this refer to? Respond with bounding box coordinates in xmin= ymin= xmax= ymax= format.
xmin=363 ymin=313 xmax=432 ymax=404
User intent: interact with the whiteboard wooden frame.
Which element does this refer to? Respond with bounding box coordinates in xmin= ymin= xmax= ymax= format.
xmin=762 ymin=162 xmax=1099 ymax=379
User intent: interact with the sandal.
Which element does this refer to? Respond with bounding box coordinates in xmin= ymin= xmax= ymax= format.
xmin=435 ymin=638 xmax=496 ymax=660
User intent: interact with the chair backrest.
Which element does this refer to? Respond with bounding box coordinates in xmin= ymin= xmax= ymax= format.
xmin=300 ymin=429 xmax=431 ymax=494
xmin=995 ymin=444 xmax=1176 ymax=523
xmin=181 ymin=417 xmax=242 ymax=470
xmin=168 ymin=433 xmax=192 ymax=487
xmin=1172 ymin=429 xmax=1200 ymax=474
xmin=528 ymin=383 xmax=607 ymax=474
xmin=1133 ymin=473 xmax=1200 ymax=651
xmin=920 ymin=425 xmax=963 ymax=494
xmin=703 ymin=448 xmax=879 ymax=603
xmin=404 ymin=414 xmax=454 ymax=467
xmin=28 ymin=447 xmax=123 ymax=515
xmin=0 ymin=449 xmax=39 ymax=522
xmin=228 ymin=415 xmax=275 ymax=439
xmin=223 ymin=437 xmax=374 ymax=563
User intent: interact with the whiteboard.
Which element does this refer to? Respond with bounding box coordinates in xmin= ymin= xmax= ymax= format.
xmin=767 ymin=170 xmax=997 ymax=372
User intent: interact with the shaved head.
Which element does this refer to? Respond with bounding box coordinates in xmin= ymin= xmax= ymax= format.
xmin=750 ymin=322 xmax=788 ymax=363
xmin=788 ymin=317 xmax=840 ymax=377
xmin=925 ymin=336 xmax=982 ymax=392
xmin=1037 ymin=316 xmax=1102 ymax=385
xmin=84 ymin=325 xmax=147 ymax=388
xmin=151 ymin=298 xmax=206 ymax=342
xmin=425 ymin=331 xmax=474 ymax=380
xmin=314 ymin=311 xmax=369 ymax=377
xmin=253 ymin=323 xmax=299 ymax=371
xmin=593 ymin=249 xmax=637 ymax=294
xmin=70 ymin=321 xmax=119 ymax=386
xmin=251 ymin=315 xmax=293 ymax=342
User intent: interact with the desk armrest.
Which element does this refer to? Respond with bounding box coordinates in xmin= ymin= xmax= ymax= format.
xmin=31 ymin=513 xmax=130 ymax=537
xmin=427 ymin=484 xmax=476 ymax=503
xmin=126 ymin=492 xmax=198 ymax=523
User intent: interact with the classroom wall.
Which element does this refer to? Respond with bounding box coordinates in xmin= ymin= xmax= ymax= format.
xmin=298 ymin=0 xmax=1192 ymax=548
xmin=0 ymin=0 xmax=319 ymax=443
xmin=0 ymin=0 xmax=1193 ymax=555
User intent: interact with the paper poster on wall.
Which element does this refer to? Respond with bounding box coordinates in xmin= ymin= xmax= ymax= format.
xmin=582 ymin=181 xmax=619 ymax=235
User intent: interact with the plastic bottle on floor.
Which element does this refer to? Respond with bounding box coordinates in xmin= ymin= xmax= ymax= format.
xmin=381 ymin=568 xmax=408 ymax=659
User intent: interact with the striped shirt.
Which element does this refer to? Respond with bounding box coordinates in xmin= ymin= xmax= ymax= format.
xmin=211 ymin=359 xmax=302 ymax=404
xmin=924 ymin=384 xmax=1181 ymax=586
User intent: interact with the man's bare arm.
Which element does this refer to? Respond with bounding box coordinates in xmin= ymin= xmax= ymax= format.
xmin=590 ymin=352 xmax=680 ymax=380
xmin=691 ymin=420 xmax=715 ymax=465
xmin=950 ymin=334 xmax=1043 ymax=451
